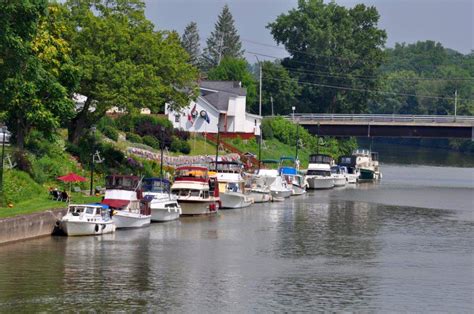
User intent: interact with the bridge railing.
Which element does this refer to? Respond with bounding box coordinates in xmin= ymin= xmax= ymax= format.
xmin=280 ymin=114 xmax=474 ymax=124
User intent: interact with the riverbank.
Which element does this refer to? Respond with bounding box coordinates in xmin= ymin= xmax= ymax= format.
xmin=0 ymin=208 xmax=66 ymax=245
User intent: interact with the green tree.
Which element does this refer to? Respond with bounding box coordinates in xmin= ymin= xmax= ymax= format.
xmin=202 ymin=4 xmax=244 ymax=69
xmin=268 ymin=0 xmax=387 ymax=114
xmin=0 ymin=1 xmax=74 ymax=148
xmin=181 ymin=21 xmax=201 ymax=67
xmin=260 ymin=61 xmax=300 ymax=115
xmin=64 ymin=0 xmax=199 ymax=144
xmin=207 ymin=57 xmax=257 ymax=108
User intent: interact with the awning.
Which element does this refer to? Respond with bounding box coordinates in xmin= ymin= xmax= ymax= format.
xmin=101 ymin=199 xmax=130 ymax=209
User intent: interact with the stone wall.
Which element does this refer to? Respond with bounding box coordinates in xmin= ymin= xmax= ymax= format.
xmin=0 ymin=209 xmax=67 ymax=245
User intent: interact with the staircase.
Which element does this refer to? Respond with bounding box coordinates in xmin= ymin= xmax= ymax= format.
xmin=205 ymin=134 xmax=259 ymax=169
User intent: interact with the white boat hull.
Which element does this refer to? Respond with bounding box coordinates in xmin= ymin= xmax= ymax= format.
xmin=270 ymin=188 xmax=292 ymax=199
xmin=112 ymin=211 xmax=151 ymax=229
xmin=179 ymin=200 xmax=219 ymax=216
xmin=346 ymin=174 xmax=358 ymax=184
xmin=307 ymin=177 xmax=334 ymax=189
xmin=150 ymin=203 xmax=181 ymax=222
xmin=333 ymin=176 xmax=347 ymax=187
xmin=248 ymin=190 xmax=272 ymax=203
xmin=220 ymin=192 xmax=254 ymax=209
xmin=61 ymin=221 xmax=115 ymax=236
xmin=291 ymin=185 xmax=307 ymax=195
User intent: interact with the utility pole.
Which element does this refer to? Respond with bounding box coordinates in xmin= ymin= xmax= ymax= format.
xmin=258 ymin=125 xmax=262 ymax=171
xmin=159 ymin=126 xmax=164 ymax=180
xmin=270 ymin=96 xmax=274 ymax=116
xmin=454 ymin=89 xmax=458 ymax=122
xmin=295 ymin=122 xmax=299 ymax=161
xmin=255 ymin=55 xmax=262 ymax=116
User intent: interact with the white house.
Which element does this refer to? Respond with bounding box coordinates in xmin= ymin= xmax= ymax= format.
xmin=166 ymin=81 xmax=261 ymax=137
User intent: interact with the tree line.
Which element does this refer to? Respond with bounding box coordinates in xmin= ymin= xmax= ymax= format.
xmin=1 ymin=0 xmax=472 ymax=150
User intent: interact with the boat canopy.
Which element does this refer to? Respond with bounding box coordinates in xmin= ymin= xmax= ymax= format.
xmin=280 ymin=167 xmax=297 ymax=175
xmin=101 ymin=199 xmax=130 ymax=209
xmin=338 ymin=155 xmax=356 ymax=166
xmin=279 ymin=156 xmax=295 ymax=162
xmin=353 ymin=148 xmax=371 ymax=156
xmin=105 ymin=175 xmax=140 ymax=190
xmin=142 ymin=178 xmax=171 ymax=192
xmin=175 ymin=167 xmax=208 ymax=180
xmin=309 ymin=154 xmax=333 ymax=164
xmin=261 ymin=159 xmax=279 ymax=164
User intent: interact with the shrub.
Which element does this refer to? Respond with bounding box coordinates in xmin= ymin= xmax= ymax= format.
xmin=170 ymin=136 xmax=181 ymax=152
xmin=3 ymin=169 xmax=44 ymax=204
xmin=13 ymin=150 xmax=33 ymax=174
xmin=142 ymin=135 xmax=160 ymax=149
xmin=101 ymin=125 xmax=119 ymax=141
xmin=126 ymin=132 xmax=142 ymax=144
xmin=179 ymin=140 xmax=191 ymax=154
xmin=97 ymin=116 xmax=117 ymax=129
xmin=261 ymin=118 xmax=274 ymax=139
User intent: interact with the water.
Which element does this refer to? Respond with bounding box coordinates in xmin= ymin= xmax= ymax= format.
xmin=0 ymin=147 xmax=473 ymax=312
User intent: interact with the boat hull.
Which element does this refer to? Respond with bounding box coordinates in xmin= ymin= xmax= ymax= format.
xmin=359 ymin=169 xmax=375 ymax=181
xmin=149 ymin=200 xmax=181 ymax=222
xmin=248 ymin=190 xmax=272 ymax=203
xmin=291 ymin=185 xmax=307 ymax=195
xmin=61 ymin=221 xmax=115 ymax=236
xmin=270 ymin=188 xmax=292 ymax=199
xmin=179 ymin=200 xmax=219 ymax=216
xmin=307 ymin=177 xmax=334 ymax=189
xmin=220 ymin=192 xmax=254 ymax=209
xmin=333 ymin=176 xmax=347 ymax=187
xmin=112 ymin=212 xmax=151 ymax=229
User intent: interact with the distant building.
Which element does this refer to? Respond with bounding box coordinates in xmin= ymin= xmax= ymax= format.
xmin=166 ymin=81 xmax=261 ymax=137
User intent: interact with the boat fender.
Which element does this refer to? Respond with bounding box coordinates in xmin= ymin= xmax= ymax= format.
xmin=95 ymin=224 xmax=99 ymax=232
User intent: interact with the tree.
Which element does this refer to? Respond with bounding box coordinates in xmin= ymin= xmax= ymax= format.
xmin=207 ymin=57 xmax=257 ymax=108
xmin=181 ymin=21 xmax=201 ymax=67
xmin=63 ymin=0 xmax=199 ymax=143
xmin=202 ymin=4 xmax=244 ymax=69
xmin=268 ymin=0 xmax=387 ymax=113
xmin=0 ymin=1 xmax=74 ymax=148
xmin=260 ymin=61 xmax=300 ymax=115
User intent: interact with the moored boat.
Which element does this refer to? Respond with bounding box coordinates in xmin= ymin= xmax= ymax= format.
xmin=142 ymin=178 xmax=181 ymax=222
xmin=279 ymin=157 xmax=307 ymax=196
xmin=352 ymin=149 xmax=382 ymax=182
xmin=102 ymin=175 xmax=151 ymax=229
xmin=306 ymin=154 xmax=335 ymax=189
xmin=331 ymin=165 xmax=347 ymax=187
xmin=338 ymin=155 xmax=359 ymax=184
xmin=60 ymin=203 xmax=115 ymax=236
xmin=257 ymin=160 xmax=293 ymax=199
xmin=245 ymin=174 xmax=272 ymax=203
xmin=209 ymin=161 xmax=254 ymax=209
xmin=171 ymin=166 xmax=220 ymax=215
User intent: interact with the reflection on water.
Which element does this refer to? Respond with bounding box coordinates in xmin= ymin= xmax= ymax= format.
xmin=0 ymin=161 xmax=473 ymax=312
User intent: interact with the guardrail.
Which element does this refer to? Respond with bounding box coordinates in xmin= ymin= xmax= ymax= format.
xmin=278 ymin=114 xmax=474 ymax=124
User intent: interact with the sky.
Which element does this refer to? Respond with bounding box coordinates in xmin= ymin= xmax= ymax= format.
xmin=144 ymin=0 xmax=473 ymax=61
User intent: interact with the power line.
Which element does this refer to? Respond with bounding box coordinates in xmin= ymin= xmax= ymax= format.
xmin=245 ymin=50 xmax=474 ymax=82
xmin=263 ymin=76 xmax=473 ymax=101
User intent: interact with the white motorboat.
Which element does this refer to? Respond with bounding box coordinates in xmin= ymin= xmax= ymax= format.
xmin=306 ymin=154 xmax=335 ymax=189
xmin=257 ymin=161 xmax=293 ymax=199
xmin=338 ymin=156 xmax=359 ymax=184
xmin=171 ymin=166 xmax=220 ymax=215
xmin=102 ymin=175 xmax=151 ymax=229
xmin=209 ymin=161 xmax=254 ymax=209
xmin=331 ymin=165 xmax=347 ymax=187
xmin=60 ymin=204 xmax=115 ymax=236
xmin=245 ymin=174 xmax=272 ymax=203
xmin=352 ymin=149 xmax=382 ymax=182
xmin=142 ymin=178 xmax=181 ymax=222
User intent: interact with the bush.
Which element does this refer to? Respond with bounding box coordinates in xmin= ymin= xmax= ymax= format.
xmin=101 ymin=125 xmax=119 ymax=141
xmin=3 ymin=169 xmax=44 ymax=204
xmin=170 ymin=136 xmax=181 ymax=152
xmin=126 ymin=132 xmax=142 ymax=144
xmin=142 ymin=135 xmax=160 ymax=149
xmin=261 ymin=118 xmax=274 ymax=139
xmin=97 ymin=116 xmax=117 ymax=129
xmin=179 ymin=141 xmax=191 ymax=154
xmin=13 ymin=150 xmax=33 ymax=175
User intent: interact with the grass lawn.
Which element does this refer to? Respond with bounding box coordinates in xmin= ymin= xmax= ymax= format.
xmin=0 ymin=193 xmax=103 ymax=219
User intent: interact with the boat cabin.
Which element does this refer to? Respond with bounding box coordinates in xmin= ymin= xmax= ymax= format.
xmin=143 ymin=178 xmax=171 ymax=193
xmin=105 ymin=175 xmax=141 ymax=191
xmin=209 ymin=161 xmax=243 ymax=173
xmin=172 ymin=166 xmax=219 ymax=198
xmin=67 ymin=204 xmax=111 ymax=220
xmin=309 ymin=154 xmax=333 ymax=165
xmin=175 ymin=166 xmax=209 ymax=182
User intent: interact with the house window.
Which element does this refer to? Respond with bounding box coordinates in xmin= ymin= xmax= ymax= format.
xmin=175 ymin=115 xmax=180 ymax=123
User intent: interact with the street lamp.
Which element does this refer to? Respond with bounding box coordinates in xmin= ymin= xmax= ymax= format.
xmin=292 ymin=106 xmax=296 ymax=122
xmin=0 ymin=126 xmax=9 ymax=206
xmin=90 ymin=126 xmax=96 ymax=196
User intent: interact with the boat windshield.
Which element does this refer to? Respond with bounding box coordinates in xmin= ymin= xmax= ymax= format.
xmin=307 ymin=170 xmax=331 ymax=177
xmin=175 ymin=169 xmax=208 ymax=180
xmin=143 ymin=180 xmax=169 ymax=193
xmin=309 ymin=155 xmax=332 ymax=164
xmin=105 ymin=176 xmax=139 ymax=190
xmin=331 ymin=167 xmax=341 ymax=174
xmin=172 ymin=189 xmax=203 ymax=197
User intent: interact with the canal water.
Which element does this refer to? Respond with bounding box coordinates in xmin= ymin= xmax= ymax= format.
xmin=0 ymin=145 xmax=473 ymax=312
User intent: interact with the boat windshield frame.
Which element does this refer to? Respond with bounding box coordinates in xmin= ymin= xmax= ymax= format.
xmin=309 ymin=154 xmax=333 ymax=164
xmin=142 ymin=178 xmax=171 ymax=193
xmin=105 ymin=175 xmax=140 ymax=190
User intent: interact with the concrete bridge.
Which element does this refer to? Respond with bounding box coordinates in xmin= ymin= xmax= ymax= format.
xmin=281 ymin=114 xmax=474 ymax=139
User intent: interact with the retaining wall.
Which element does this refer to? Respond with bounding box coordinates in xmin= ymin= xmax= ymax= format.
xmin=0 ymin=208 xmax=67 ymax=245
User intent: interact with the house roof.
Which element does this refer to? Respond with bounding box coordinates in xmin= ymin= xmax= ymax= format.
xmin=199 ymin=81 xmax=247 ymax=111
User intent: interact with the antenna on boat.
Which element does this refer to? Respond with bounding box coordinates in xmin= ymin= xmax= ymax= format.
xmin=215 ymin=126 xmax=220 ymax=171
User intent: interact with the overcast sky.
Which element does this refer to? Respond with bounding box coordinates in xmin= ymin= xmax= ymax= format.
xmin=144 ymin=0 xmax=473 ymax=60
